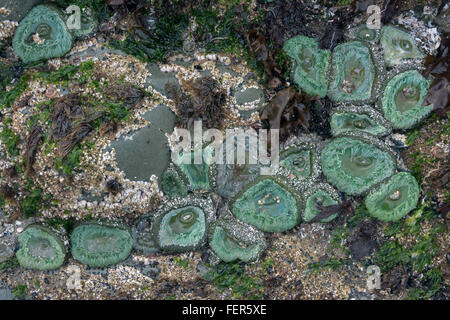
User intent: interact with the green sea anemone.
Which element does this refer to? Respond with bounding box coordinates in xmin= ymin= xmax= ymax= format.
xmin=381 ymin=70 xmax=433 ymax=130
xmin=161 ymin=168 xmax=187 ymax=198
xmin=231 ymin=177 xmax=302 ymax=233
xmin=277 ymin=136 xmax=322 ymax=189
xmin=283 ymin=35 xmax=330 ymax=98
xmin=12 ymin=5 xmax=73 ymax=63
xmin=71 ymin=221 xmax=133 ymax=267
xmin=71 ymin=8 xmax=97 ymax=39
xmin=328 ymin=41 xmax=376 ymax=103
xmin=354 ymin=25 xmax=379 ymax=43
xmin=321 ymin=136 xmax=396 ymax=195
xmin=303 ymin=184 xmax=340 ymax=223
xmin=16 ymin=224 xmax=66 ymax=271
xmin=216 ymin=132 xmax=261 ymax=199
xmin=380 ymin=25 xmax=424 ymax=67
xmin=152 ymin=197 xmax=216 ymax=252
xmin=365 ymin=172 xmax=419 ymax=221
xmin=209 ymin=217 xmax=266 ymax=263
xmin=174 ymin=145 xmax=215 ymax=191
xmin=331 ymin=105 xmax=391 ymax=137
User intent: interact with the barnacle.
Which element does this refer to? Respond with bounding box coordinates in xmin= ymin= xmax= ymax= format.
xmin=380 ymin=25 xmax=424 ymax=67
xmin=303 ymin=183 xmax=340 ymax=223
xmin=328 ymin=41 xmax=376 ymax=103
xmin=151 ymin=197 xmax=216 ymax=252
xmin=12 ymin=5 xmax=73 ymax=63
xmin=209 ymin=217 xmax=266 ymax=263
xmin=381 ymin=70 xmax=433 ymax=129
xmin=71 ymin=221 xmax=133 ymax=267
xmin=174 ymin=145 xmax=216 ymax=191
xmin=16 ymin=224 xmax=66 ymax=271
xmin=365 ymin=172 xmax=419 ymax=221
xmin=321 ymin=136 xmax=396 ymax=195
xmin=330 ymin=105 xmax=391 ymax=137
xmin=231 ymin=177 xmax=302 ymax=233
xmin=283 ymin=35 xmax=330 ymax=97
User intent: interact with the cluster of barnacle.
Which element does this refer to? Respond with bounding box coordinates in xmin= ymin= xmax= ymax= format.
xmin=12 ymin=5 xmax=96 ymax=64
xmin=12 ymin=23 xmax=432 ymax=271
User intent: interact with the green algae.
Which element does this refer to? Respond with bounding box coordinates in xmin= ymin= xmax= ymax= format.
xmin=283 ymin=36 xmax=330 ymax=98
xmin=231 ymin=177 xmax=302 ymax=233
xmin=381 ymin=70 xmax=433 ymax=130
xmin=13 ymin=5 xmax=73 ymax=63
xmin=16 ymin=224 xmax=66 ymax=271
xmin=321 ymin=136 xmax=396 ymax=195
xmin=328 ymin=41 xmax=375 ymax=103
xmin=71 ymin=222 xmax=133 ymax=267
xmin=380 ymin=25 xmax=424 ymax=67
xmin=365 ymin=172 xmax=419 ymax=221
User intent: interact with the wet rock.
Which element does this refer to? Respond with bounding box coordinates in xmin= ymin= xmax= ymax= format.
xmin=146 ymin=64 xmax=180 ymax=96
xmin=0 ymin=0 xmax=43 ymax=22
xmin=142 ymin=104 xmax=177 ymax=134
xmin=108 ymin=124 xmax=170 ymax=181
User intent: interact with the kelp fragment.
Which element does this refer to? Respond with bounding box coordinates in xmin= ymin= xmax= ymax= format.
xmin=165 ymin=76 xmax=227 ymax=130
xmin=423 ymin=38 xmax=449 ymax=117
xmin=25 ymin=125 xmax=43 ymax=176
xmin=58 ymin=122 xmax=92 ymax=158
xmin=260 ymin=87 xmax=311 ymax=142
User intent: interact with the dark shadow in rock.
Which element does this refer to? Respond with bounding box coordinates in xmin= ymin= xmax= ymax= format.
xmin=349 ymin=220 xmax=379 ymax=260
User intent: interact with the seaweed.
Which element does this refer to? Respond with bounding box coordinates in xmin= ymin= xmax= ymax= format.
xmin=25 ymin=125 xmax=43 ymax=176
xmin=0 ymin=184 xmax=16 ymax=203
xmin=166 ymin=76 xmax=227 ymax=129
xmin=58 ymin=122 xmax=92 ymax=158
xmin=1 ymin=118 xmax=21 ymax=157
xmin=310 ymin=200 xmax=353 ymax=223
xmin=0 ymin=74 xmax=31 ymax=110
xmin=260 ymin=87 xmax=311 ymax=142
xmin=423 ymin=37 xmax=449 ymax=118
xmin=246 ymin=29 xmax=282 ymax=88
xmin=51 ymin=94 xmax=83 ymax=140
xmin=21 ymin=184 xmax=45 ymax=218
xmin=380 ymin=0 xmax=400 ymax=25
